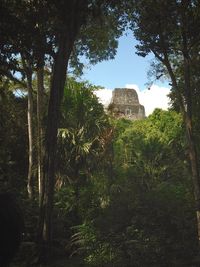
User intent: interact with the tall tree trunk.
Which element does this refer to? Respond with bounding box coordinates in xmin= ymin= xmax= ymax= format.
xmin=184 ymin=113 xmax=200 ymax=241
xmin=158 ymin=23 xmax=200 ymax=244
xmin=37 ymin=67 xmax=45 ymax=205
xmin=180 ymin=1 xmax=200 ymax=244
xmin=36 ymin=2 xmax=88 ymax=261
xmin=161 ymin=56 xmax=200 ymax=246
xmin=37 ymin=33 xmax=75 ymax=261
xmin=22 ymin=56 xmax=34 ymax=199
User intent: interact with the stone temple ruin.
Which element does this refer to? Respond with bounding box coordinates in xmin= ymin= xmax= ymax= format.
xmin=108 ymin=88 xmax=145 ymax=120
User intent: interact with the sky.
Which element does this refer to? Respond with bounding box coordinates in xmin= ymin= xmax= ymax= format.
xmin=81 ymin=31 xmax=171 ymax=116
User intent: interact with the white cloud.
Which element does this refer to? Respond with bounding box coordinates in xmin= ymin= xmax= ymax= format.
xmin=94 ymin=84 xmax=171 ymax=116
xmin=94 ymin=88 xmax=112 ymax=107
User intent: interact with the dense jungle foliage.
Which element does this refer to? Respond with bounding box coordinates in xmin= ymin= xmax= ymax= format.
xmin=0 ymin=80 xmax=199 ymax=266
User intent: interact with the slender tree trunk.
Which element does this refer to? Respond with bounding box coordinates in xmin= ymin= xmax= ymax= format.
xmin=22 ymin=56 xmax=34 ymax=199
xmin=37 ymin=67 xmax=45 ymax=205
xmin=27 ymin=76 xmax=34 ymax=199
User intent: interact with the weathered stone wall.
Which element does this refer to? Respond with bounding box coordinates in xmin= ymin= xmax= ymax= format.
xmin=109 ymin=88 xmax=145 ymax=120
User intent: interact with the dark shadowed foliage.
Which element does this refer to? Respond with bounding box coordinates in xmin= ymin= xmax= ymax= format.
xmin=0 ymin=193 xmax=24 ymax=267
